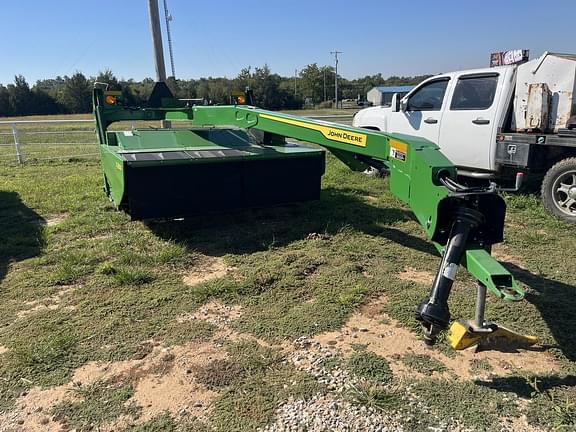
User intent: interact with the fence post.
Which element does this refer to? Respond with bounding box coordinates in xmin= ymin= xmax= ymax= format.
xmin=11 ymin=123 xmax=22 ymax=164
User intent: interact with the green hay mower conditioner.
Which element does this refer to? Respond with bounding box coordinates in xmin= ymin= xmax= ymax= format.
xmin=92 ymin=0 xmax=538 ymax=351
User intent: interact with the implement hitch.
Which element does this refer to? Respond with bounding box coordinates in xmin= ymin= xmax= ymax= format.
xmin=415 ymin=175 xmax=537 ymax=349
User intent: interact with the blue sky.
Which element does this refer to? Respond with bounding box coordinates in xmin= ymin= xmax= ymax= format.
xmin=1 ymin=0 xmax=575 ymax=86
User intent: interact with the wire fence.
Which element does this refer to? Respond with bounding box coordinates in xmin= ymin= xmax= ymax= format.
xmin=0 ymin=114 xmax=354 ymax=166
xmin=0 ymin=119 xmax=98 ymax=165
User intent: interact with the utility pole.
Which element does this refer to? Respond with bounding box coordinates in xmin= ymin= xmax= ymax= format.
xmin=323 ymin=68 xmax=326 ymax=102
xmin=294 ymin=69 xmax=298 ymax=95
xmin=330 ymin=50 xmax=342 ymax=108
xmin=148 ymin=0 xmax=170 ymax=127
xmin=148 ymin=0 xmax=167 ymax=83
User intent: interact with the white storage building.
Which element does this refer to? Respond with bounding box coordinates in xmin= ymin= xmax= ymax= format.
xmin=367 ymin=85 xmax=414 ymax=106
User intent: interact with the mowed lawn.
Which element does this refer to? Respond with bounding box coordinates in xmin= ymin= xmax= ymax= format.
xmin=1 ymin=140 xmax=576 ymax=430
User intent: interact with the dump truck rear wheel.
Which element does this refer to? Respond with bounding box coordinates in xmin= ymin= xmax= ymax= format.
xmin=541 ymin=157 xmax=576 ymax=224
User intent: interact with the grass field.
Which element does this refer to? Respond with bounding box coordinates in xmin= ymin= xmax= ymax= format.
xmin=0 ymin=115 xmax=575 ymax=431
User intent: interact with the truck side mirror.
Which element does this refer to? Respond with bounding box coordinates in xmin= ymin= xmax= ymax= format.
xmin=391 ymin=93 xmax=399 ymax=112
xmin=400 ymin=98 xmax=408 ymax=112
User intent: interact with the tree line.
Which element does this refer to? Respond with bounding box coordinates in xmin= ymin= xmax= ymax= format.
xmin=0 ymin=65 xmax=430 ymax=117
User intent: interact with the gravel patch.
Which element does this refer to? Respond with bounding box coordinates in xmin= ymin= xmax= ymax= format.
xmin=260 ymin=394 xmax=403 ymax=432
xmin=261 ymin=336 xmax=405 ymax=432
xmin=262 ymin=336 xmax=482 ymax=432
xmin=288 ymin=336 xmax=357 ymax=393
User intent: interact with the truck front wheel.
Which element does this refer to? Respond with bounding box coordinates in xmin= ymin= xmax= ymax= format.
xmin=541 ymin=157 xmax=576 ymax=224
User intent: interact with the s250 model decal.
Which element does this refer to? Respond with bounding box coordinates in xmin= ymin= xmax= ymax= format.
xmin=389 ymin=139 xmax=408 ymax=162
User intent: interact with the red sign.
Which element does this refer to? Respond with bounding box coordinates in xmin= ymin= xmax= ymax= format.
xmin=490 ymin=50 xmax=529 ymax=67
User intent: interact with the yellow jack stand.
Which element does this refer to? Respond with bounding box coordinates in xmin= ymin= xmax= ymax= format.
xmin=448 ymin=320 xmax=538 ymax=350
xmin=447 ymin=283 xmax=538 ymax=350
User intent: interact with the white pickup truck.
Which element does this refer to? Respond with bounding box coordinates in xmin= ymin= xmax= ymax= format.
xmin=353 ymin=52 xmax=576 ymax=223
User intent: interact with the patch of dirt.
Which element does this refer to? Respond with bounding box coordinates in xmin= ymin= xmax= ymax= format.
xmin=183 ymin=257 xmax=231 ymax=286
xmin=17 ymin=286 xmax=77 ymax=319
xmin=1 ymin=299 xmax=254 ymax=431
xmin=17 ymin=304 xmax=77 ymax=319
xmin=0 ymin=337 xmax=227 ymax=431
xmin=73 ymin=340 xmax=227 ymax=424
xmin=397 ymin=267 xmax=435 ymax=285
xmin=37 ymin=214 xmax=67 ymax=227
xmin=177 ymin=301 xmax=277 ymax=352
xmin=0 ymin=345 xmax=8 ymax=355
xmin=88 ymin=233 xmax=114 ymax=242
xmin=500 ymin=412 xmax=549 ymax=432
xmin=314 ymin=296 xmax=561 ymax=380
xmin=130 ymin=343 xmax=223 ymax=422
xmin=177 ymin=300 xmax=243 ymax=328
xmin=501 ymin=414 xmax=546 ymax=432
xmin=491 ymin=244 xmax=524 ymax=268
xmin=305 ymin=232 xmax=330 ymax=241
xmin=0 ymin=385 xmax=71 ymax=432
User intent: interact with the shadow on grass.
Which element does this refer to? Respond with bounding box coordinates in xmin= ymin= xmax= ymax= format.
xmin=147 ymin=187 xmax=438 ymax=257
xmin=503 ymin=262 xmax=576 ymax=362
xmin=475 ymin=374 xmax=576 ymax=398
xmin=0 ymin=191 xmax=45 ymax=281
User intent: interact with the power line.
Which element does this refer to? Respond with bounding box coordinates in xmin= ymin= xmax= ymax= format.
xmin=330 ymin=50 xmax=342 ymax=108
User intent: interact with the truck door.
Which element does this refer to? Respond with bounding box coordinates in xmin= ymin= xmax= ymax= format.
xmin=438 ymin=73 xmax=500 ymax=171
xmin=389 ymin=78 xmax=450 ymax=144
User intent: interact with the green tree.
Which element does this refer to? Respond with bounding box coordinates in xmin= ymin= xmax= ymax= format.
xmin=253 ymin=65 xmax=281 ymax=108
xmin=319 ymin=66 xmax=334 ymax=102
xmin=208 ymin=78 xmax=230 ymax=104
xmin=34 ymin=76 xmax=66 ymax=101
xmin=95 ymin=70 xmax=140 ymax=106
xmin=95 ymin=69 xmax=120 ymax=89
xmin=60 ymin=72 xmax=92 ymax=113
xmin=8 ymin=75 xmax=34 ymax=115
xmin=0 ymin=85 xmax=12 ymax=117
xmin=235 ymin=67 xmax=252 ymax=90
xmin=165 ymin=76 xmax=182 ymax=98
xmin=233 ymin=65 xmax=297 ymax=109
xmin=299 ymin=63 xmax=324 ymax=102
xmin=178 ymin=79 xmax=197 ymax=99
xmin=0 ymin=69 xmax=432 ymax=116
xmin=126 ymin=77 xmax=156 ymax=105
xmin=31 ymin=89 xmax=62 ymax=115
xmin=195 ymin=78 xmax=211 ymax=100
